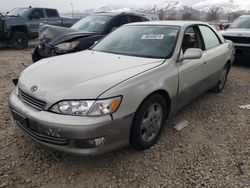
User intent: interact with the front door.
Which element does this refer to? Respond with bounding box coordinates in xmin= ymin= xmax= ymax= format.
xmin=177 ymin=25 xmax=208 ymax=110
xmin=29 ymin=9 xmax=47 ymax=37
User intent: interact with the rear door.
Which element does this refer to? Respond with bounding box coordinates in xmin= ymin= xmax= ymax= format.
xmin=45 ymin=9 xmax=62 ymax=26
xmin=198 ymin=25 xmax=227 ymax=87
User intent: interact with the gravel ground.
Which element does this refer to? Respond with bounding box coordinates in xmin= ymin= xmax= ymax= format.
xmin=0 ymin=42 xmax=249 ymax=188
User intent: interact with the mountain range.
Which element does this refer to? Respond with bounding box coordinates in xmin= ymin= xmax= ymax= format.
xmin=65 ymin=0 xmax=250 ymax=19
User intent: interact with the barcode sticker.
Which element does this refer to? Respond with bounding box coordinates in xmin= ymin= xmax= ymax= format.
xmin=141 ymin=34 xmax=164 ymax=40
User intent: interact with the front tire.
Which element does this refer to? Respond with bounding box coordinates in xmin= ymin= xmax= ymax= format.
xmin=11 ymin=32 xmax=28 ymax=50
xmin=130 ymin=94 xmax=167 ymax=150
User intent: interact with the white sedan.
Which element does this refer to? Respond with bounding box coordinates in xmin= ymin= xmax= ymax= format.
xmin=9 ymin=21 xmax=235 ymax=155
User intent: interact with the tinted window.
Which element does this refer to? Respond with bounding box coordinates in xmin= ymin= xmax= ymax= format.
xmin=129 ymin=16 xmax=142 ymax=22
xmin=199 ymin=26 xmax=220 ymax=49
xmin=112 ymin=16 xmax=129 ymax=28
xmin=93 ymin=25 xmax=179 ymax=59
xmin=31 ymin=9 xmax=44 ymax=18
xmin=182 ymin=26 xmax=202 ymax=53
xmin=45 ymin=9 xmax=58 ymax=18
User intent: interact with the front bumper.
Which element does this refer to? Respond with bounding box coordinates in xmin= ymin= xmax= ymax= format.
xmin=32 ymin=44 xmax=54 ymax=63
xmin=234 ymin=44 xmax=250 ymax=56
xmin=9 ymin=90 xmax=134 ymax=156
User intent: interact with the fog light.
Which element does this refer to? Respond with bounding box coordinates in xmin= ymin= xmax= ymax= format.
xmin=74 ymin=137 xmax=105 ymax=149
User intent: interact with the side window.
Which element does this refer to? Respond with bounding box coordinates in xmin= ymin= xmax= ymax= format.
xmin=128 ymin=15 xmax=142 ymax=23
xmin=45 ymin=9 xmax=59 ymax=18
xmin=199 ymin=25 xmax=221 ymax=50
xmin=112 ymin=16 xmax=129 ymax=28
xmin=30 ymin=9 xmax=44 ymax=18
xmin=182 ymin=26 xmax=202 ymax=53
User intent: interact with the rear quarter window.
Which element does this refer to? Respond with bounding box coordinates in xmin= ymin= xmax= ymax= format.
xmin=199 ymin=25 xmax=221 ymax=50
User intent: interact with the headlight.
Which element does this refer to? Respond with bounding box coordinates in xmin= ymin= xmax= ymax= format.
xmin=54 ymin=41 xmax=80 ymax=53
xmin=50 ymin=96 xmax=122 ymax=116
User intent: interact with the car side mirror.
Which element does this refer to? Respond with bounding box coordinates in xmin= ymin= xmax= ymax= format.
xmin=180 ymin=48 xmax=202 ymax=61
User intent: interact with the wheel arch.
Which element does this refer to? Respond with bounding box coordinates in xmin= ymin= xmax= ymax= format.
xmin=11 ymin=25 xmax=29 ymax=36
xmin=136 ymin=89 xmax=171 ymax=119
xmin=225 ymin=60 xmax=232 ymax=73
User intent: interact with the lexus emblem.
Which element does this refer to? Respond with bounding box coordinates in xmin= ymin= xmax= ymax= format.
xmin=30 ymin=85 xmax=38 ymax=92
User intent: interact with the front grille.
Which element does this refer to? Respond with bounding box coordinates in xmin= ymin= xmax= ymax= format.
xmin=223 ymin=36 xmax=250 ymax=44
xmin=18 ymin=89 xmax=46 ymax=110
xmin=16 ymin=120 xmax=69 ymax=146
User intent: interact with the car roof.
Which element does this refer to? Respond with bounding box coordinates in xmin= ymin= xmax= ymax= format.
xmin=239 ymin=15 xmax=250 ymax=18
xmin=126 ymin=20 xmax=207 ymax=27
xmin=92 ymin=12 xmax=145 ymax=17
xmin=20 ymin=7 xmax=55 ymax=9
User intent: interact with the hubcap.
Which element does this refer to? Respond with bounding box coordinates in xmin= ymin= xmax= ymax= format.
xmin=218 ymin=69 xmax=227 ymax=90
xmin=140 ymin=103 xmax=163 ymax=143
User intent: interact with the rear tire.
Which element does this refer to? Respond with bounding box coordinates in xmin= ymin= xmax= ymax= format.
xmin=130 ymin=94 xmax=167 ymax=150
xmin=212 ymin=64 xmax=230 ymax=93
xmin=11 ymin=31 xmax=28 ymax=50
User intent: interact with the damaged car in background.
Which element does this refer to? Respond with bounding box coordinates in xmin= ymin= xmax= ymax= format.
xmin=32 ymin=12 xmax=149 ymax=62
xmin=10 ymin=21 xmax=234 ymax=155
xmin=0 ymin=7 xmax=78 ymax=49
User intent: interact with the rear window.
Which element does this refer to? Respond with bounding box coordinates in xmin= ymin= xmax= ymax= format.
xmin=45 ymin=9 xmax=58 ymax=18
xmin=129 ymin=16 xmax=142 ymax=22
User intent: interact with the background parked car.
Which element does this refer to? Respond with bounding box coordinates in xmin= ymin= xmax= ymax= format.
xmin=0 ymin=7 xmax=78 ymax=49
xmin=220 ymin=15 xmax=250 ymax=62
xmin=32 ymin=12 xmax=149 ymax=62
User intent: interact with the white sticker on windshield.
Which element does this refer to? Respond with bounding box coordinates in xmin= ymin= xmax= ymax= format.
xmin=141 ymin=34 xmax=165 ymax=40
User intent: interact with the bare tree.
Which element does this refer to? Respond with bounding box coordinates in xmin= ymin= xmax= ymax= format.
xmin=158 ymin=9 xmax=165 ymax=20
xmin=182 ymin=13 xmax=192 ymax=20
xmin=207 ymin=6 xmax=220 ymax=21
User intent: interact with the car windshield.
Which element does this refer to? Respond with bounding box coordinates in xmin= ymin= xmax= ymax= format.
xmin=7 ymin=8 xmax=29 ymax=17
xmin=229 ymin=17 xmax=250 ymax=29
xmin=71 ymin=15 xmax=112 ymax=33
xmin=92 ymin=25 xmax=180 ymax=59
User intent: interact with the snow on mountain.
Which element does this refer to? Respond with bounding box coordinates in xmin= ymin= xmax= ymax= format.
xmin=138 ymin=1 xmax=187 ymax=12
xmin=71 ymin=0 xmax=250 ymax=18
xmin=157 ymin=1 xmax=186 ymax=11
xmin=98 ymin=6 xmax=133 ymax=13
xmin=192 ymin=0 xmax=250 ymax=13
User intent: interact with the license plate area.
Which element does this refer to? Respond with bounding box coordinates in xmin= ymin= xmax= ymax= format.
xmin=12 ymin=110 xmax=27 ymax=128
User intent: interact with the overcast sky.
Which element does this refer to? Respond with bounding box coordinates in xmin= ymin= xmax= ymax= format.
xmin=0 ymin=0 xmax=202 ymax=12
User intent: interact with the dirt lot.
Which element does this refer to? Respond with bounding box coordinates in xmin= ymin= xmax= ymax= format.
xmin=0 ymin=42 xmax=249 ymax=188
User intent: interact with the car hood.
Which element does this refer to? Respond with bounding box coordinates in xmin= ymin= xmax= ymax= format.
xmin=39 ymin=24 xmax=96 ymax=45
xmin=0 ymin=16 xmax=25 ymax=25
xmin=220 ymin=28 xmax=250 ymax=37
xmin=18 ymin=50 xmax=164 ymax=105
